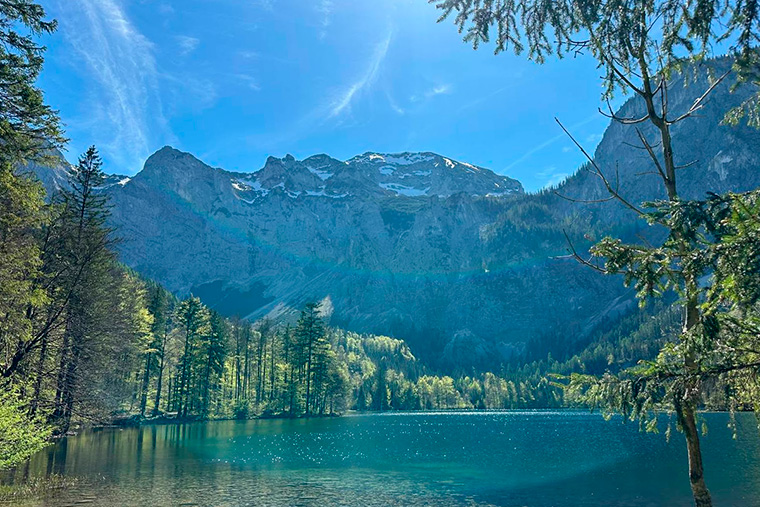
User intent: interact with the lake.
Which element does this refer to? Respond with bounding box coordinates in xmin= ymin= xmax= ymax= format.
xmin=4 ymin=411 xmax=760 ymax=506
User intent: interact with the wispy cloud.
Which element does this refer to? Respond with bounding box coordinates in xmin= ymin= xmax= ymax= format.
xmin=316 ymin=0 xmax=334 ymax=40
xmin=458 ymin=84 xmax=512 ymax=112
xmin=235 ymin=73 xmax=261 ymax=91
xmin=328 ymin=30 xmax=392 ymax=118
xmin=56 ymin=0 xmax=171 ymax=172
xmin=237 ymin=50 xmax=297 ymax=66
xmin=430 ymin=84 xmax=451 ymax=95
xmin=504 ymin=114 xmax=599 ymax=172
xmin=176 ymin=35 xmax=200 ymax=55
xmin=386 ymin=90 xmax=405 ymax=115
xmin=410 ymin=83 xmax=453 ymax=103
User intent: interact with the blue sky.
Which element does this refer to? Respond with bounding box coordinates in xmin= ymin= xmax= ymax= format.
xmin=39 ymin=0 xmax=625 ymax=191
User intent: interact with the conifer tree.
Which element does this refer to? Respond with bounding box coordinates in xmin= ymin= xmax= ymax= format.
xmin=174 ymin=296 xmax=211 ymax=418
xmin=0 ymin=0 xmax=63 ymax=382
xmin=144 ymin=284 xmax=169 ymax=416
xmin=294 ymin=303 xmax=327 ymax=415
xmin=49 ymin=147 xmax=116 ymax=433
xmin=0 ymin=0 xmax=64 ymax=163
xmin=200 ymin=312 xmax=228 ymax=418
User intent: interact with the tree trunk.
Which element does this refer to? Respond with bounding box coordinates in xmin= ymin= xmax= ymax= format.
xmin=305 ymin=338 xmax=313 ymax=416
xmin=243 ymin=328 xmax=250 ymax=399
xmin=202 ymin=354 xmax=212 ymax=418
xmin=152 ymin=332 xmax=166 ymax=416
xmin=29 ymin=333 xmax=49 ymax=417
xmin=235 ymin=326 xmax=242 ymax=401
xmin=179 ymin=328 xmax=191 ymax=417
xmin=140 ymin=353 xmax=151 ymax=416
xmin=676 ymin=399 xmax=712 ymax=507
xmin=52 ymin=328 xmax=71 ymax=419
xmin=58 ymin=341 xmax=82 ymax=434
xmin=167 ymin=374 xmax=173 ymax=412
xmin=269 ymin=333 xmax=276 ymax=401
xmin=641 ymin=58 xmax=711 ymax=507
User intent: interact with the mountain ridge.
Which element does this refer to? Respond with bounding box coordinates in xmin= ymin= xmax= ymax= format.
xmin=28 ymin=60 xmax=760 ymax=370
xmin=129 ymin=146 xmax=524 ymax=201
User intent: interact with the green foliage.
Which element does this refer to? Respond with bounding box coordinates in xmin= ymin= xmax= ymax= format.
xmin=0 ymin=0 xmax=64 ymax=163
xmin=0 ymin=390 xmax=50 ymax=469
xmin=556 ymin=193 xmax=760 ymax=444
xmin=0 ymin=163 xmax=48 ymax=376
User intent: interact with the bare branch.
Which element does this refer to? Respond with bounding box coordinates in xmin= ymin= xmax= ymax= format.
xmin=554 ymin=190 xmax=615 ymax=204
xmin=598 ymin=99 xmax=650 ymax=125
xmin=675 ymin=160 xmax=699 ymax=170
xmin=635 ymin=127 xmax=668 ymax=184
xmin=555 ymin=117 xmax=647 ymax=218
xmin=667 ymin=69 xmax=731 ymax=125
xmin=561 ymin=229 xmax=607 ymax=274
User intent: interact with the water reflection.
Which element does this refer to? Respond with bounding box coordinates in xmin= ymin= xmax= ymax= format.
xmin=3 ymin=411 xmax=760 ymax=506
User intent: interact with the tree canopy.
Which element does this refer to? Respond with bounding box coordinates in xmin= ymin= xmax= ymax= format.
xmin=0 ymin=0 xmax=64 ymax=163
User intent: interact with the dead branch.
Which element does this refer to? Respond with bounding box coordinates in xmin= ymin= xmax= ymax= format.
xmin=555 ymin=117 xmax=647 ymax=218
xmin=667 ymin=69 xmax=731 ymax=125
xmin=562 ymin=229 xmax=607 ymax=274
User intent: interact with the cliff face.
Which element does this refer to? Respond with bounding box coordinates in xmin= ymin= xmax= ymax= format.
xmin=30 ymin=62 xmax=760 ymax=369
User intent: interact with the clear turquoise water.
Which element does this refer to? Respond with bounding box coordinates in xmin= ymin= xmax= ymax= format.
xmin=5 ymin=411 xmax=760 ymax=506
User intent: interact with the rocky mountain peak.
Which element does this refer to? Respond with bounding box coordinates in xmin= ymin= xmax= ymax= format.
xmin=343 ymin=151 xmax=523 ymax=198
xmin=133 ymin=148 xmax=524 ymax=204
xmin=138 ymin=146 xmax=214 ymax=186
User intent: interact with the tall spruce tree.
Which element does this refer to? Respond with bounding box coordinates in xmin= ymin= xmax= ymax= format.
xmin=0 ymin=1 xmax=64 ymax=163
xmin=200 ymin=312 xmax=228 ymax=418
xmin=174 ymin=296 xmax=211 ymax=418
xmin=50 ymin=147 xmax=116 ymax=433
xmin=294 ymin=303 xmax=328 ymax=415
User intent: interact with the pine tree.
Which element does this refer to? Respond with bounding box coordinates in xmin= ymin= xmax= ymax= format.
xmin=174 ymin=297 xmax=211 ymax=418
xmin=147 ymin=284 xmax=172 ymax=416
xmin=48 ymin=147 xmax=117 ymax=433
xmin=0 ymin=1 xmax=64 ymax=163
xmin=0 ymin=0 xmax=63 ymax=382
xmin=294 ymin=303 xmax=327 ymax=415
xmin=0 ymin=163 xmax=47 ymax=380
xmin=200 ymin=312 xmax=227 ymax=418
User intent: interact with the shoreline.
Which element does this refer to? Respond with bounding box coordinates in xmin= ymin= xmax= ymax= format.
xmin=86 ymin=406 xmax=745 ymax=431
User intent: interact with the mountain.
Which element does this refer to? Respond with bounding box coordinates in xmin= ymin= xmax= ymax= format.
xmin=30 ymin=60 xmax=760 ymax=370
xmin=101 ymin=149 xmax=530 ymax=367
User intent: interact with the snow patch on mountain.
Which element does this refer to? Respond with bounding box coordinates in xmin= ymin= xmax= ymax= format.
xmin=380 ymin=183 xmax=430 ymax=197
xmin=306 ymin=189 xmax=349 ymax=198
xmin=305 ymin=164 xmax=334 ymax=181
